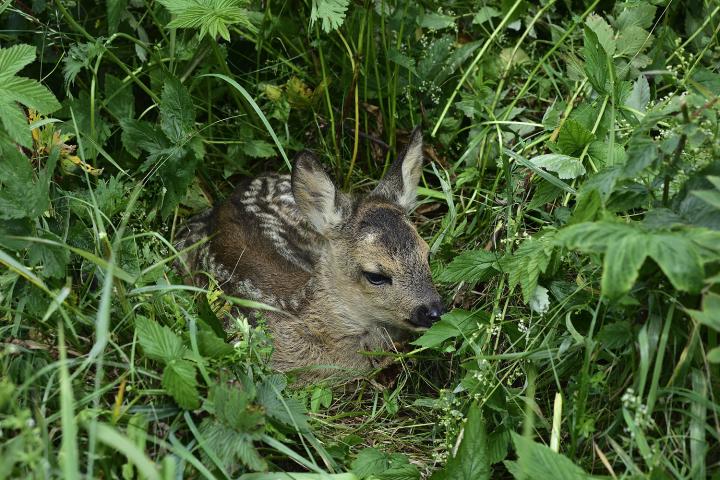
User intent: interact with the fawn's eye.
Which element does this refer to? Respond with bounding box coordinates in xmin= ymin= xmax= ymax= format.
xmin=363 ymin=271 xmax=392 ymax=286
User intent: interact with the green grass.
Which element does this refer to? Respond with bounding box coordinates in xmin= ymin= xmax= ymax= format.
xmin=1 ymin=0 xmax=719 ymax=478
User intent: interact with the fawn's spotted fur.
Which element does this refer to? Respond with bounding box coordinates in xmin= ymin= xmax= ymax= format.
xmin=176 ymin=128 xmax=443 ymax=379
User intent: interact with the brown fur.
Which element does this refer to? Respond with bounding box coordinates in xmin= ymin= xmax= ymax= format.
xmin=175 ymin=128 xmax=443 ymax=380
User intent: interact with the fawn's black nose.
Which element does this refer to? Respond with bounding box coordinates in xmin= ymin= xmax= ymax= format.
xmin=410 ymin=302 xmax=446 ymax=328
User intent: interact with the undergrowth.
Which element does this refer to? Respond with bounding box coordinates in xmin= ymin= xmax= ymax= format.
xmin=1 ymin=0 xmax=719 ymax=478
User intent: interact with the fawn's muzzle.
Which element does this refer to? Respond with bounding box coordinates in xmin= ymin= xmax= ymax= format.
xmin=409 ymin=301 xmax=445 ymax=328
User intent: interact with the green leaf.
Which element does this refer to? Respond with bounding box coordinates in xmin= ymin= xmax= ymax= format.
xmin=28 ymin=232 xmax=70 ymax=280
xmin=105 ymin=74 xmax=134 ymax=120
xmin=616 ymin=3 xmax=656 ymax=30
xmin=197 ymin=330 xmax=235 ymax=358
xmin=597 ymin=321 xmax=633 ymax=350
xmin=420 ymin=13 xmax=455 ymax=30
xmin=556 ymin=119 xmax=595 ymax=157
xmin=0 ymin=100 xmax=31 ymax=148
xmin=411 ymin=309 xmax=489 ymax=349
xmin=160 ymin=0 xmax=257 ymax=40
xmin=107 ymin=0 xmax=129 ymax=33
xmin=646 ymin=234 xmax=704 ymax=294
xmin=431 ymin=404 xmax=489 ymax=480
xmin=352 ymin=449 xmax=419 ymax=480
xmin=120 ymin=118 xmax=169 ymax=159
xmin=707 ymin=347 xmax=720 ymax=363
xmin=199 ymin=418 xmax=267 ymax=472
xmin=687 ymin=292 xmax=720 ymax=331
xmin=62 ymin=41 xmax=104 ymax=86
xmin=160 ymin=77 xmax=195 ymax=144
xmin=242 ymin=139 xmax=276 ymax=158
xmin=472 ymin=6 xmax=500 ymax=25
xmin=504 ymin=231 xmax=556 ymax=303
xmin=310 ymin=386 xmax=332 ymax=413
xmin=438 ymin=250 xmax=499 ymax=284
xmin=135 ymin=316 xmax=187 ymax=362
xmin=583 ymin=26 xmax=610 ymax=95
xmin=0 ymin=143 xmax=58 ymax=220
xmin=530 ymin=154 xmax=586 ymax=180
xmin=625 ymin=75 xmax=650 ymax=113
xmin=0 ymin=44 xmax=36 ymax=80
xmin=351 ymin=448 xmax=389 ymax=478
xmin=162 ymin=359 xmax=200 ymax=409
xmin=601 ymin=233 xmax=647 ymax=299
xmin=310 ymin=0 xmax=350 ymax=33
xmin=511 ymin=433 xmax=592 ymax=479
xmin=256 ymin=375 xmax=310 ymax=432
xmin=585 ymin=14 xmax=615 ymax=57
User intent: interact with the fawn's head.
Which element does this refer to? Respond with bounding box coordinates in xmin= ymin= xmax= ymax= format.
xmin=291 ymin=128 xmax=444 ymax=331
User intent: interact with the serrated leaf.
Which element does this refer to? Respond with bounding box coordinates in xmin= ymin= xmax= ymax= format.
xmin=438 ymin=250 xmax=499 ymax=284
xmin=583 ymin=26 xmax=610 ymax=95
xmin=430 ymin=404 xmax=489 ymax=480
xmin=601 ymin=233 xmax=647 ymax=299
xmin=0 ymin=76 xmax=60 ymax=114
xmin=585 ymin=14 xmax=615 ymax=57
xmin=352 ymin=448 xmax=390 ymax=477
xmin=256 ymin=376 xmax=309 ymax=432
xmin=0 ymin=143 xmax=58 ymax=220
xmin=160 ymin=77 xmax=195 ymax=144
xmin=411 ymin=309 xmax=489 ymax=349
xmin=242 ymin=139 xmax=276 ymax=158
xmin=162 ymin=359 xmax=200 ymax=409
xmin=616 ymin=3 xmax=656 ymax=30
xmin=199 ymin=418 xmax=267 ymax=472
xmin=504 ymin=232 xmax=556 ymax=303
xmin=556 ymin=119 xmax=595 ymax=157
xmin=472 ymin=6 xmax=500 ymax=24
xmin=107 ymin=0 xmax=129 ymax=33
xmin=310 ymin=386 xmax=332 ymax=413
xmin=310 ymin=0 xmax=350 ymax=33
xmin=135 ymin=316 xmax=187 ymax=362
xmin=0 ymin=44 xmax=36 ymax=80
xmin=625 ymin=75 xmax=650 ymax=112
xmin=647 ymin=234 xmax=704 ymax=294
xmin=160 ymin=0 xmax=257 ymax=40
xmin=512 ymin=433 xmax=592 ymax=479
xmin=530 ymin=154 xmax=586 ymax=180
xmin=0 ymin=100 xmax=31 ymax=148
xmin=597 ymin=321 xmax=633 ymax=349
xmin=420 ymin=13 xmax=455 ymax=30
xmin=197 ymin=330 xmax=235 ymax=358
xmin=616 ymin=25 xmax=651 ymax=57
xmin=529 ymin=285 xmax=550 ymax=315
xmin=105 ymin=74 xmax=134 ymax=120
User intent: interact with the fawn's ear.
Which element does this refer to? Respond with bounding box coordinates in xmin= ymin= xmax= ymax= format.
xmin=292 ymin=152 xmax=347 ymax=234
xmin=371 ymin=126 xmax=424 ymax=212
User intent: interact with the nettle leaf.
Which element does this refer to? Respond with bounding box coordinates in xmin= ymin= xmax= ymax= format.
xmin=162 ymin=359 xmax=200 ymax=410
xmin=616 ymin=2 xmax=656 ymax=30
xmin=583 ymin=26 xmax=610 ymax=95
xmin=105 ymin=74 xmax=134 ymax=121
xmin=160 ymin=77 xmax=195 ymax=144
xmin=411 ymin=309 xmax=489 ymax=349
xmin=242 ymin=139 xmax=276 ymax=158
xmin=107 ymin=0 xmax=129 ymax=33
xmin=558 ymin=222 xmax=705 ymax=298
xmin=530 ymin=154 xmax=586 ymax=180
xmin=310 ymin=0 xmax=350 ymax=33
xmin=135 ymin=316 xmax=187 ymax=362
xmin=511 ymin=433 xmax=592 ymax=480
xmin=585 ymin=13 xmax=615 ymax=57
xmin=646 ymin=233 xmax=704 ymax=294
xmin=556 ymin=119 xmax=595 ymax=157
xmin=601 ymin=233 xmax=647 ymax=299
xmin=616 ymin=25 xmax=651 ymax=58
xmin=438 ymin=250 xmax=499 ymax=284
xmin=199 ymin=418 xmax=267 ymax=472
xmin=504 ymin=231 xmax=557 ymax=303
xmin=431 ymin=404 xmax=490 ymax=480
xmin=160 ymin=0 xmax=257 ymax=41
xmin=0 ymin=144 xmax=58 ymax=220
xmin=352 ymin=448 xmax=420 ymax=480
xmin=256 ymin=375 xmax=310 ymax=432
xmin=625 ymin=75 xmax=650 ymax=113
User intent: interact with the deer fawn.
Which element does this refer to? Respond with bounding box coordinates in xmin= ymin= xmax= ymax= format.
xmin=176 ymin=128 xmax=444 ymax=379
